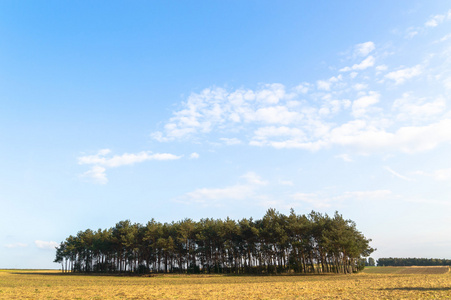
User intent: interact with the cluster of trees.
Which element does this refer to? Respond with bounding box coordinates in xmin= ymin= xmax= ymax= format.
xmin=54 ymin=209 xmax=374 ymax=274
xmin=377 ymin=257 xmax=451 ymax=266
xmin=364 ymin=257 xmax=376 ymax=266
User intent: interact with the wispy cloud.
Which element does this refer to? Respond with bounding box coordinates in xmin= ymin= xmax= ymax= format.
xmin=351 ymin=91 xmax=380 ymax=118
xmin=35 ymin=240 xmax=58 ymax=250
xmin=335 ymin=153 xmax=353 ymax=162
xmin=403 ymin=9 xmax=451 ymax=39
xmin=79 ymin=150 xmax=181 ymax=167
xmin=290 ymin=190 xmax=394 ymax=209
xmin=393 ymin=94 xmax=446 ymax=122
xmin=81 ymin=166 xmax=107 ymax=185
xmin=355 ymin=41 xmax=375 ymax=57
xmin=414 ymin=168 xmax=451 ymax=182
xmin=220 ymin=137 xmax=242 ymax=145
xmin=385 ymin=65 xmax=422 ymax=85
xmin=79 ymin=149 xmax=182 ymax=184
xmin=425 ymin=9 xmax=451 ymax=27
xmin=176 ymin=170 xmax=400 ymax=210
xmin=5 ymin=242 xmax=28 ymax=248
xmin=189 ymin=152 xmax=200 ymax=159
xmin=175 ymin=172 xmax=267 ymax=206
xmin=433 ymin=168 xmax=451 ymax=181
xmin=384 ymin=166 xmax=414 ymax=181
xmin=340 ymin=55 xmax=375 ymax=72
xmin=278 ymin=180 xmax=294 ymax=186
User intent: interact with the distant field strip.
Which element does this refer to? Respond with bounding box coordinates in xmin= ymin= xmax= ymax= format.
xmin=363 ymin=266 xmax=450 ymax=275
xmin=1 ymin=268 xmax=451 ymax=299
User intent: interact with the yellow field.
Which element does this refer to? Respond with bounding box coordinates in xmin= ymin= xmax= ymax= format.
xmin=0 ymin=267 xmax=450 ymax=299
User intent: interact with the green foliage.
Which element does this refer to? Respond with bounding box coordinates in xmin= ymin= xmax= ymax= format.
xmin=377 ymin=257 xmax=451 ymax=266
xmin=367 ymin=257 xmax=376 ymax=266
xmin=55 ymin=209 xmax=374 ymax=274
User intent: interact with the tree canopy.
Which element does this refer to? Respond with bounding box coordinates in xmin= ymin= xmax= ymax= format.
xmin=377 ymin=257 xmax=451 ymax=267
xmin=55 ymin=209 xmax=374 ymax=274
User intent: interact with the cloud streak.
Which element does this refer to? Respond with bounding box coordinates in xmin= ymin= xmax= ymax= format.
xmin=5 ymin=243 xmax=28 ymax=248
xmin=384 ymin=166 xmax=414 ymax=181
xmin=79 ymin=149 xmax=182 ymax=184
xmin=175 ymin=172 xmax=267 ymax=206
xmin=385 ymin=65 xmax=422 ymax=85
xmin=35 ymin=240 xmax=58 ymax=250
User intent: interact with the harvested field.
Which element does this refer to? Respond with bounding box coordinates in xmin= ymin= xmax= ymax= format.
xmin=1 ymin=269 xmax=451 ymax=299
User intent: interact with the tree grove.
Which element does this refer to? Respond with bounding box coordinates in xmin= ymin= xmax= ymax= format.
xmin=54 ymin=209 xmax=374 ymax=274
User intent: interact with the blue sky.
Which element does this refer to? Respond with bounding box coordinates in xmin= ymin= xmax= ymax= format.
xmin=1 ymin=1 xmax=451 ymax=268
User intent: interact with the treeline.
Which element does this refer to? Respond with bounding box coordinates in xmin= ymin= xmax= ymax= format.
xmin=364 ymin=257 xmax=376 ymax=266
xmin=377 ymin=257 xmax=451 ymax=266
xmin=54 ymin=209 xmax=374 ymax=275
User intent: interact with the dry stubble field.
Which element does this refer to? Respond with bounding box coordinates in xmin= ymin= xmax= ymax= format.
xmin=0 ymin=267 xmax=450 ymax=299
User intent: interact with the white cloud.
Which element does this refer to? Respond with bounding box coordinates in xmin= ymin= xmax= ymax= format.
xmin=35 ymin=240 xmax=58 ymax=250
xmin=339 ymin=41 xmax=376 ymax=72
xmin=176 ymin=172 xmax=267 ymax=205
xmin=317 ymin=80 xmax=331 ymax=91
xmin=260 ymin=188 xmax=404 ymax=211
xmin=335 ymin=153 xmax=353 ymax=162
xmin=355 ymin=41 xmax=375 ymax=57
xmin=81 ymin=166 xmax=108 ymax=184
xmin=190 ymin=152 xmax=200 ymax=159
xmin=316 ymin=76 xmax=343 ymax=91
xmin=182 ymin=185 xmax=254 ymax=204
xmin=5 ymin=243 xmax=28 ymax=248
xmin=353 ymin=83 xmax=368 ymax=91
xmin=151 ymin=17 xmax=451 ymax=157
xmin=79 ymin=149 xmax=182 ymax=184
xmin=337 ymin=190 xmax=393 ymax=201
xmin=425 ymin=13 xmax=446 ymax=27
xmin=425 ymin=18 xmax=441 ymax=28
xmin=443 ymin=77 xmax=451 ymax=90
xmin=252 ymin=126 xmax=304 ymax=141
xmin=413 ymin=168 xmax=451 ymax=182
xmin=79 ymin=150 xmax=181 ymax=168
xmin=384 ymin=166 xmax=414 ymax=181
xmin=405 ymin=29 xmax=419 ymax=39
xmin=393 ymin=119 xmax=451 ymax=153
xmin=152 ymin=85 xmax=300 ymax=141
xmin=438 ymin=33 xmax=451 ymax=43
xmin=251 ymin=106 xmax=301 ymax=125
xmin=249 ymin=126 xmax=323 ymax=150
xmin=247 ymin=116 xmax=451 ymax=154
xmin=328 ymin=118 xmax=451 ymax=154
xmin=319 ymin=99 xmax=352 ymax=116
xmin=393 ymin=94 xmax=446 ymax=122
xmin=294 ymin=83 xmax=310 ymax=94
xmin=279 ymin=180 xmax=294 ymax=186
xmin=328 ymin=120 xmax=391 ymax=151
xmin=256 ymin=83 xmax=287 ymax=104
xmin=220 ymin=137 xmax=242 ymax=145
xmin=291 ymin=192 xmax=331 ymax=208
xmin=385 ymin=65 xmax=422 ymax=84
xmin=290 ymin=189 xmax=393 ymax=209
xmin=376 ymin=65 xmax=388 ymax=72
xmin=433 ymin=168 xmax=451 ymax=181
xmin=97 ymin=149 xmax=111 ymax=156
xmin=402 ymin=10 xmax=451 ymax=39
xmin=241 ymin=172 xmax=268 ymax=186
xmin=340 ymin=56 xmax=375 ymax=72
xmin=352 ymin=91 xmax=380 ymax=118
